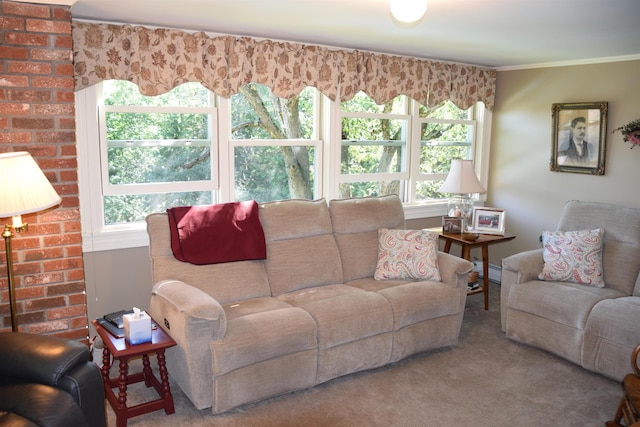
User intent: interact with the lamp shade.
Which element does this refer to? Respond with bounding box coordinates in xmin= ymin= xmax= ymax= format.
xmin=439 ymin=159 xmax=486 ymax=194
xmin=0 ymin=152 xmax=61 ymax=218
xmin=390 ymin=0 xmax=427 ymax=23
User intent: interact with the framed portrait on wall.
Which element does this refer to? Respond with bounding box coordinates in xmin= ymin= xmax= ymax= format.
xmin=550 ymin=101 xmax=607 ymax=175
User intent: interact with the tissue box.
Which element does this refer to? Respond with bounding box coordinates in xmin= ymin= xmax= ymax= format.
xmin=123 ymin=311 xmax=152 ymax=344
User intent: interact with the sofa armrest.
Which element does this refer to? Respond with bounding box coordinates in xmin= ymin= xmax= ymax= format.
xmin=150 ymin=279 xmax=227 ymax=348
xmin=500 ymin=248 xmax=544 ymax=331
xmin=437 ymin=251 xmax=474 ymax=289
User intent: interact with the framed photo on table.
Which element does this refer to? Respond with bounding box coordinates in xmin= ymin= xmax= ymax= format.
xmin=472 ymin=207 xmax=505 ymax=235
xmin=442 ymin=216 xmax=463 ymax=234
xmin=550 ymin=101 xmax=607 ymax=175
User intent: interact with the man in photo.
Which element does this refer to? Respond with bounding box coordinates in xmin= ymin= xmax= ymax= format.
xmin=558 ymin=116 xmax=597 ymax=166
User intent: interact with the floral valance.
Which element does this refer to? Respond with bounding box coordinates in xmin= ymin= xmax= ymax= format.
xmin=72 ymin=21 xmax=496 ymax=110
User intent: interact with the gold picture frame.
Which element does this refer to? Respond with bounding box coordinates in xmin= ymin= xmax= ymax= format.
xmin=551 ymin=101 xmax=607 ymax=175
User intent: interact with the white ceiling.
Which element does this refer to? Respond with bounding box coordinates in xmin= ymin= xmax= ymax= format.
xmin=69 ymin=0 xmax=640 ymax=69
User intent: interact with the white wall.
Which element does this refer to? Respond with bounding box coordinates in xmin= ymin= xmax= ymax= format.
xmin=488 ymin=59 xmax=640 ymax=264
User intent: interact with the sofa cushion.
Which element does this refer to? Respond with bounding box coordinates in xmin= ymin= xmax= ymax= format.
xmin=330 ymin=195 xmax=405 ymax=282
xmin=538 ymin=228 xmax=605 ymax=287
xmin=277 ymin=284 xmax=393 ymax=349
xmin=147 ymin=213 xmax=272 ymax=304
xmin=260 ymin=199 xmax=344 ymax=296
xmin=348 ymin=278 xmax=461 ymax=330
xmin=374 ymin=228 xmax=440 ymax=281
xmin=211 ymin=307 xmax=317 ymax=375
xmin=508 ymin=280 xmax=623 ymax=330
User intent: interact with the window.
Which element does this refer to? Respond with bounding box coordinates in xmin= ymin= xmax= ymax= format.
xmin=100 ymin=81 xmax=216 ymax=225
xmin=227 ymin=83 xmax=321 ymax=202
xmin=76 ymin=82 xmax=490 ymax=251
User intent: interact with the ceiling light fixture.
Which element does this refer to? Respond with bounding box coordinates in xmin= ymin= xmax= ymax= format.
xmin=390 ymin=0 xmax=428 ymax=24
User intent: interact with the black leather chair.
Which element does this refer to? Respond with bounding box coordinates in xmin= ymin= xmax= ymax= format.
xmin=0 ymin=332 xmax=106 ymax=427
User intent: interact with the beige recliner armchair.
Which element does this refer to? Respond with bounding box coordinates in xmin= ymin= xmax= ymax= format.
xmin=501 ymin=200 xmax=640 ymax=381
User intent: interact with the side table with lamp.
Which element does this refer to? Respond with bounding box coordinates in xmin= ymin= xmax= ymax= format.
xmin=437 ymin=159 xmax=515 ymax=309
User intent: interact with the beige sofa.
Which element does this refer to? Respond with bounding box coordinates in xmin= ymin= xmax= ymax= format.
xmin=501 ymin=200 xmax=640 ymax=381
xmin=146 ymin=195 xmax=473 ymax=413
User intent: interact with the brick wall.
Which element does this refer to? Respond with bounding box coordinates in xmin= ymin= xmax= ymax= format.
xmin=0 ymin=0 xmax=88 ymax=341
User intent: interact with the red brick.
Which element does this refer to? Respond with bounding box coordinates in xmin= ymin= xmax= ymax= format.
xmin=24 ymin=296 xmax=65 ymax=310
xmin=54 ymin=34 xmax=72 ymax=49
xmin=23 ymin=272 xmax=64 ymax=285
xmin=34 ymin=131 xmax=75 ymax=143
xmin=15 ymin=261 xmax=43 ymax=275
xmin=43 ymin=255 xmax=82 ymax=271
xmin=59 ymin=144 xmax=77 ymax=157
xmin=11 ymin=236 xmax=40 ymax=250
xmin=0 ymin=45 xmax=27 ymax=59
xmin=8 ymin=61 xmax=51 ymax=74
xmin=0 ymin=102 xmax=29 ymax=114
xmin=48 ymin=304 xmax=86 ymax=320
xmin=59 ymin=117 xmax=75 ymax=129
xmin=64 ymin=244 xmax=82 ymax=256
xmin=40 ymin=208 xmax=79 ymax=222
xmin=0 ymin=74 xmax=29 ymax=87
xmin=5 ymin=31 xmax=48 ymax=46
xmin=47 ymin=281 xmax=84 ymax=295
xmin=30 ymin=48 xmax=71 ymax=61
xmin=33 ymin=103 xmax=74 ymax=116
xmin=54 ymin=62 xmax=73 ymax=76
xmin=26 ymin=19 xmax=70 ymax=35
xmin=0 ymin=16 xmax=24 ymax=30
xmin=0 ymin=132 xmax=32 ymax=143
xmin=55 ymin=183 xmax=78 ymax=195
xmin=3 ymin=2 xmax=51 ymax=19
xmin=32 ymin=76 xmax=73 ymax=89
xmin=52 ymin=7 xmax=71 ymax=22
xmin=16 ymin=285 xmax=45 ymax=299
xmin=7 ymin=89 xmax=52 ymax=102
xmin=0 ymin=117 xmax=7 ymax=128
xmin=12 ymin=117 xmax=55 ymax=129
xmin=66 ymin=268 xmax=85 ymax=282
xmin=55 ymin=90 xmax=74 ymax=103
xmin=28 ymin=319 xmax=68 ymax=334
xmin=63 ymin=221 xmax=81 ymax=233
xmin=24 ymin=247 xmax=63 ymax=261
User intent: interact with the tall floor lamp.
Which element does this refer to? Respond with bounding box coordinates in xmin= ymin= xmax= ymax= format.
xmin=0 ymin=152 xmax=61 ymax=332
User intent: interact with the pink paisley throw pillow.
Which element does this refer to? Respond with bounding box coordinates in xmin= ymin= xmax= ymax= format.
xmin=538 ymin=228 xmax=605 ymax=287
xmin=374 ymin=228 xmax=441 ymax=281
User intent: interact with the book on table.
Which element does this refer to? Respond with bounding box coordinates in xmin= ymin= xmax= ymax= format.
xmin=103 ymin=309 xmax=134 ymax=329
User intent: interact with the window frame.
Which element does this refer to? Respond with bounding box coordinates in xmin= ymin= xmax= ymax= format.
xmin=76 ymin=83 xmax=491 ymax=252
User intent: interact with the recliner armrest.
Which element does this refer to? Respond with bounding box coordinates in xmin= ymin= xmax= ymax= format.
xmin=0 ymin=332 xmax=106 ymax=427
xmin=500 ymin=248 xmax=544 ymax=331
xmin=0 ymin=332 xmax=89 ymax=387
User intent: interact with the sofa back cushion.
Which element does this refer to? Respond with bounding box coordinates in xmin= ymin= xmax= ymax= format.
xmin=146 ymin=213 xmax=271 ymax=304
xmin=259 ymin=199 xmax=343 ymax=296
xmin=556 ymin=200 xmax=640 ymax=295
xmin=329 ymin=195 xmax=405 ymax=282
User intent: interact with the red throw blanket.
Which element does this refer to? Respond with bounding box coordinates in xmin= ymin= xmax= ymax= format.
xmin=167 ymin=201 xmax=266 ymax=265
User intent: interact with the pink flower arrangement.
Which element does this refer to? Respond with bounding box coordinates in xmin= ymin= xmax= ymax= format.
xmin=613 ymin=118 xmax=640 ymax=149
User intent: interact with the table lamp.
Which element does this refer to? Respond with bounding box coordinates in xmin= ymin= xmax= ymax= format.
xmin=0 ymin=152 xmax=61 ymax=332
xmin=439 ymin=159 xmax=486 ymax=231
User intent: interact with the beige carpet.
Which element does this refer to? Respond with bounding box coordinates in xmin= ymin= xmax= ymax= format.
xmin=108 ymin=283 xmax=622 ymax=427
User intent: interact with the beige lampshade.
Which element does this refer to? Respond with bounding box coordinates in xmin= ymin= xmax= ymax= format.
xmin=0 ymin=151 xmax=62 ymax=218
xmin=439 ymin=159 xmax=486 ymax=194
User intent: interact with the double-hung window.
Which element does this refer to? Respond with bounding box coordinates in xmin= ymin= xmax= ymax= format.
xmin=76 ymin=81 xmax=489 ymax=251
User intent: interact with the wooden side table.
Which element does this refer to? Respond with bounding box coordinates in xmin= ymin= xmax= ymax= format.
xmin=435 ymin=230 xmax=515 ymax=310
xmin=92 ymin=318 xmax=176 ymax=427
